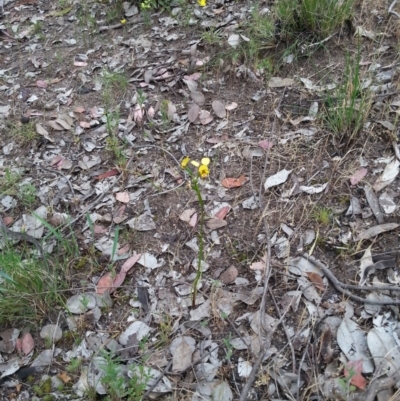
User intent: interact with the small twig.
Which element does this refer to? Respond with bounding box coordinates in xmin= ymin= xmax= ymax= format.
xmin=389 ymin=0 xmax=400 ymax=18
xmin=26 ymin=161 xmax=75 ymax=196
xmin=142 ymin=359 xmax=173 ymax=399
xmin=269 ymin=288 xmax=296 ymax=374
xmin=304 ymin=253 xmax=400 ymax=305
xmin=306 ymin=33 xmax=337 ymax=49
xmin=365 ymin=375 xmax=398 ymax=401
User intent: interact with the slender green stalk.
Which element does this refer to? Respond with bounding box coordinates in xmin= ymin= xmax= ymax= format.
xmin=191 ymin=179 xmax=205 ymax=307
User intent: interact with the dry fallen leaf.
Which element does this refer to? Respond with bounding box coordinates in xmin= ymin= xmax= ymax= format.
xmin=206 ymin=218 xmax=227 ymax=229
xmin=350 ymin=168 xmax=368 ymax=186
xmin=58 ymin=371 xmax=72 ymax=384
xmin=189 ymin=213 xmax=198 ymax=228
xmin=95 ymin=169 xmax=120 ymax=180
xmin=116 ymin=192 xmax=130 ymax=203
xmin=180 ymin=208 xmax=196 ymax=222
xmin=190 ymin=91 xmax=205 ymax=106
xmin=188 ymin=104 xmax=200 ymax=123
xmin=258 ymin=140 xmax=274 ymax=150
xmin=221 ymin=175 xmax=248 ymax=188
xmin=212 ymin=100 xmax=226 ymax=118
xmin=214 ymin=206 xmax=230 ymax=219
xmin=306 ymin=272 xmax=325 ymax=291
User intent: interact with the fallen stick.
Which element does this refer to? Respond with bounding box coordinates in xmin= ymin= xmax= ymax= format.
xmin=304 ymin=253 xmax=400 ymax=305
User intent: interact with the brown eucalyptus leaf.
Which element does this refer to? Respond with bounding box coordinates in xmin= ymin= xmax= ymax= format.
xmin=144 ymin=70 xmax=153 ymax=84
xmin=188 ymin=104 xmax=200 ymax=123
xmin=54 ymin=118 xmax=71 ymax=130
xmin=47 ymin=120 xmax=65 ymax=131
xmin=212 ymin=100 xmax=226 ymax=118
xmin=36 ymin=123 xmax=54 ymax=142
xmin=199 ymin=110 xmax=213 ymax=125
xmin=191 ymin=91 xmax=205 ymax=106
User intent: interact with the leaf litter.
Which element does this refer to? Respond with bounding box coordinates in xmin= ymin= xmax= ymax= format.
xmin=1 ymin=0 xmax=400 ymax=400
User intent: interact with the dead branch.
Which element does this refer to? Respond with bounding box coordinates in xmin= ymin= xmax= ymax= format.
xmin=304 ymin=253 xmax=400 ymax=305
xmin=389 ymin=0 xmax=400 ymax=18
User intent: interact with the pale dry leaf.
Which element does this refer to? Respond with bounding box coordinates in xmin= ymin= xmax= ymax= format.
xmin=300 ymin=183 xmax=328 ymax=194
xmin=116 ymin=192 xmax=130 ymax=203
xmin=337 ymin=318 xmax=374 ymax=373
xmin=227 ymin=34 xmax=240 ymax=48
xmin=199 ymin=110 xmax=213 ymax=125
xmin=350 ymin=168 xmax=368 ymax=185
xmin=206 ymin=218 xmax=227 ymax=229
xmin=212 ymin=100 xmax=226 ymax=118
xmin=36 ymin=123 xmax=54 ymax=142
xmin=225 ymin=102 xmax=238 ymax=111
xmin=373 ymin=159 xmax=400 ymax=192
xmin=269 ymin=77 xmax=295 ymax=88
xmin=188 ymin=104 xmax=200 ymax=123
xmin=170 ymin=337 xmax=196 ymax=373
xmin=179 ymin=208 xmax=196 ymax=222
xmin=190 ymin=91 xmax=205 ymax=106
xmin=264 ymin=169 xmax=291 ymax=190
xmin=356 ymin=223 xmax=399 ymax=241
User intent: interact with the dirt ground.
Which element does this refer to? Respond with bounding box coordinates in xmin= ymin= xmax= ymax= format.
xmin=1 ymin=0 xmax=400 ymax=400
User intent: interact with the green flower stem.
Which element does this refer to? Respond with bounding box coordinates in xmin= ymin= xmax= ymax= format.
xmin=184 ymin=168 xmax=205 ymax=307
xmin=191 ymin=177 xmax=205 ymax=307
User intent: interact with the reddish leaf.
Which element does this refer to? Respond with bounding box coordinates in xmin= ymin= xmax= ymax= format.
xmin=221 ymin=175 xmax=248 ymax=188
xmin=94 ymin=225 xmax=108 ymax=235
xmin=344 ymin=360 xmax=367 ymax=390
xmin=16 ymin=332 xmax=34 ymax=355
xmin=96 ymin=273 xmax=113 ymax=295
xmin=79 ymin=121 xmax=91 ymax=128
xmin=36 ymin=80 xmax=48 ymax=88
xmin=121 ymin=254 xmax=142 ymax=274
xmin=95 ymin=169 xmax=120 ymax=180
xmin=2 ymin=216 xmax=13 ymax=227
xmin=306 ymin=272 xmax=325 ymax=291
xmin=214 ymin=206 xmax=230 ymax=219
xmin=350 ymin=168 xmax=368 ymax=186
xmin=111 ymin=271 xmax=126 ymax=291
xmin=116 ymin=192 xmax=130 ymax=203
xmin=258 ymin=140 xmax=274 ymax=150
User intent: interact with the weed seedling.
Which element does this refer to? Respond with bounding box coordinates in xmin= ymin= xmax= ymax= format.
xmin=19 ymin=183 xmax=37 ymax=209
xmin=311 ymin=206 xmax=332 ymax=226
xmin=222 ymin=334 xmax=234 ymax=362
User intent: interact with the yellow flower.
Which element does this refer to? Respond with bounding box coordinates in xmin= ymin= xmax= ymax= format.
xmin=181 ymin=156 xmax=190 ymax=168
xmin=120 ymin=19 xmax=126 ymax=24
xmin=198 ymin=0 xmax=206 ymax=6
xmin=198 ymin=164 xmax=209 ymax=178
xmin=191 ymin=160 xmax=200 ymax=167
xmin=201 ymin=157 xmax=210 ymax=166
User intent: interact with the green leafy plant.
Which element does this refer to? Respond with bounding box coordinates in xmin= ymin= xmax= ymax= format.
xmin=100 ymin=351 xmax=151 ymax=401
xmin=160 ymin=99 xmax=171 ymax=128
xmin=66 ymin=357 xmax=82 ymax=373
xmin=222 ymin=334 xmax=234 ymax=362
xmin=19 ymin=183 xmax=37 ymax=209
xmin=338 ymin=365 xmax=357 ymax=395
